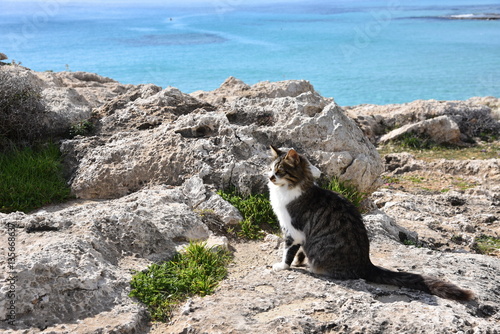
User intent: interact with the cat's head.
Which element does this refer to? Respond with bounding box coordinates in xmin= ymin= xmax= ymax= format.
xmin=268 ymin=145 xmax=314 ymax=189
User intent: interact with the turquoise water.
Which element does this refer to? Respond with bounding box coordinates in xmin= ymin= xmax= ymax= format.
xmin=1 ymin=0 xmax=499 ymax=105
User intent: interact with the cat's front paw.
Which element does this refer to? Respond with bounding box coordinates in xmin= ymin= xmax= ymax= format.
xmin=272 ymin=262 xmax=290 ymax=271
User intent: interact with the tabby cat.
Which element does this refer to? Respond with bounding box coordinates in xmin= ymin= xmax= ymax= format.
xmin=268 ymin=146 xmax=474 ymax=301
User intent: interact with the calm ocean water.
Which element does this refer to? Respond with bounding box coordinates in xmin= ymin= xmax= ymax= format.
xmin=1 ymin=0 xmax=499 ymax=105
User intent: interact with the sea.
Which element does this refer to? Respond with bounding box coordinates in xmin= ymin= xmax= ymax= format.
xmin=1 ymin=0 xmax=499 ymax=106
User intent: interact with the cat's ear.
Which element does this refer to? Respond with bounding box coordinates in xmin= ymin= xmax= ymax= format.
xmin=285 ymin=149 xmax=300 ymax=165
xmin=270 ymin=145 xmax=282 ymax=158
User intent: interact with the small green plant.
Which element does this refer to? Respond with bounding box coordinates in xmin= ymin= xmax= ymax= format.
xmin=381 ymin=175 xmax=401 ymax=185
xmin=452 ymin=178 xmax=477 ymax=191
xmin=239 ymin=216 xmax=265 ymax=239
xmin=217 ymin=188 xmax=278 ymax=239
xmin=319 ymin=176 xmax=366 ymax=210
xmin=473 ymin=235 xmax=500 ymax=256
xmin=402 ymin=239 xmax=422 ymax=247
xmin=407 ymin=176 xmax=424 ymax=184
xmin=0 ymin=143 xmax=71 ymax=213
xmin=395 ymin=132 xmax=436 ymax=150
xmin=129 ymin=242 xmax=231 ymax=321
xmin=69 ymin=120 xmax=94 ymax=137
xmin=481 ymin=131 xmax=498 ymax=142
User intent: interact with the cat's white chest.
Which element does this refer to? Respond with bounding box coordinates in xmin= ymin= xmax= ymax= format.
xmin=268 ymin=183 xmax=305 ymax=244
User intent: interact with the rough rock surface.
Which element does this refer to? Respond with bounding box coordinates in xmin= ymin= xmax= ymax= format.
xmin=0 ymin=182 xmax=211 ymax=333
xmin=378 ymin=153 xmax=500 ymax=255
xmin=160 ymin=235 xmax=499 ymax=334
xmin=468 ymin=96 xmax=500 ymax=120
xmin=1 ymin=65 xmax=132 ymax=137
xmin=346 ymin=99 xmax=500 ymax=144
xmin=35 ymin=70 xmax=132 ymax=120
xmin=383 ymin=153 xmax=500 ymax=186
xmin=62 ymin=77 xmax=383 ymax=199
xmin=379 ymin=115 xmax=461 ymax=145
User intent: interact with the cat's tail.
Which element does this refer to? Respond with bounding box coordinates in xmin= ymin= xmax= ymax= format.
xmin=365 ymin=265 xmax=475 ymax=301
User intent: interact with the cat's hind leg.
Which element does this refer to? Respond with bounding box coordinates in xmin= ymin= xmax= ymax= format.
xmin=273 ymin=236 xmax=300 ymax=271
xmin=292 ymin=248 xmax=307 ymax=266
xmin=309 ymin=263 xmax=329 ymax=276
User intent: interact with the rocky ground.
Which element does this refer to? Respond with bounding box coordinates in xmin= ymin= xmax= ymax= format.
xmin=0 ymin=64 xmax=499 ymax=333
xmin=376 ymin=152 xmax=499 ymax=256
xmin=153 ymin=149 xmax=500 ymax=334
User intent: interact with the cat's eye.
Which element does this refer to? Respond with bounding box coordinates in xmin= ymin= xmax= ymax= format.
xmin=275 ymin=168 xmax=286 ymax=177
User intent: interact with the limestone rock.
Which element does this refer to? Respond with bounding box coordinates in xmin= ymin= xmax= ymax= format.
xmin=2 ymin=67 xmax=499 ymax=334
xmin=1 ymin=65 xmax=135 ymax=138
xmin=204 ymin=235 xmax=230 ymax=251
xmin=161 ymin=235 xmax=500 ymax=334
xmin=191 ymin=76 xmax=325 ymax=106
xmin=40 ymin=86 xmax=93 ymax=132
xmin=182 ymin=175 xmax=207 ymax=208
xmin=373 ymin=157 xmax=500 ymax=254
xmin=197 ymin=193 xmax=243 ymax=226
xmin=0 ymin=184 xmax=210 ymax=332
xmin=383 ymin=152 xmax=500 ymax=186
xmin=63 ymin=77 xmax=383 ymax=199
xmin=36 ymin=71 xmax=136 ymax=135
xmin=87 ymin=85 xmax=215 ymax=137
xmin=35 ymin=70 xmax=132 ymax=110
xmin=363 ymin=209 xmax=418 ymax=244
xmin=468 ymin=96 xmax=500 ymax=120
xmin=346 ymin=99 xmax=500 ymax=143
xmin=383 ymin=152 xmax=420 ymax=174
xmin=379 ymin=115 xmax=461 ymax=145
xmin=191 ymin=76 xmax=251 ymax=105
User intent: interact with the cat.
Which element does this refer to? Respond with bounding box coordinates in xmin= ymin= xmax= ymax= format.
xmin=267 ymin=145 xmax=474 ymax=301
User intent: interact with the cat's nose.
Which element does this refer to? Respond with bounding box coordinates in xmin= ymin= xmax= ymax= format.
xmin=269 ymin=175 xmax=276 ymax=182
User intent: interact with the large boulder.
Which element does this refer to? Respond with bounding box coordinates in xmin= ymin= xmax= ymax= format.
xmin=191 ymin=76 xmax=322 ymax=105
xmin=0 ymin=183 xmax=211 ymax=332
xmin=468 ymin=96 xmax=500 ymax=120
xmin=379 ymin=115 xmax=461 ymax=145
xmin=346 ymin=99 xmax=500 ymax=143
xmin=0 ymin=65 xmax=134 ymax=139
xmin=62 ymin=77 xmax=383 ymax=199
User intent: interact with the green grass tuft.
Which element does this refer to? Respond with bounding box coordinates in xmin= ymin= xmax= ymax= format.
xmin=378 ymin=134 xmax=500 ymax=161
xmin=395 ymin=132 xmax=437 ymax=150
xmin=217 ymin=188 xmax=278 ymax=239
xmin=69 ymin=120 xmax=94 ymax=138
xmin=0 ymin=143 xmax=71 ymax=213
xmin=319 ymin=176 xmax=366 ymax=210
xmin=129 ymin=242 xmax=232 ymax=322
xmin=474 ymin=235 xmax=500 ymax=256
